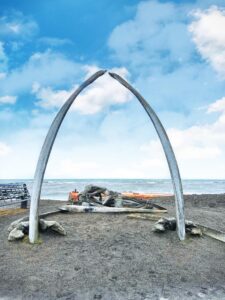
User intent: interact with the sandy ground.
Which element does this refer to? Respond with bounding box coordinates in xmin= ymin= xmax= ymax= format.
xmin=0 ymin=194 xmax=225 ymax=300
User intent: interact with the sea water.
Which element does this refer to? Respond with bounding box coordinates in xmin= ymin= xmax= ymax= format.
xmin=0 ymin=179 xmax=225 ymax=200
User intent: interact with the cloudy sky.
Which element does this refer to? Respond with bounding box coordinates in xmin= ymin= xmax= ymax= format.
xmin=0 ymin=0 xmax=225 ymax=179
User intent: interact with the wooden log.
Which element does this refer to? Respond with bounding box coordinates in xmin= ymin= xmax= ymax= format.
xmin=197 ymin=224 xmax=225 ymax=243
xmin=59 ymin=205 xmax=167 ymax=214
xmin=127 ymin=214 xmax=166 ymax=221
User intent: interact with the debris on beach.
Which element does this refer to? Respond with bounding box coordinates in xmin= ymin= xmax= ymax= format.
xmin=59 ymin=205 xmax=167 ymax=214
xmin=153 ymin=217 xmax=225 ymax=241
xmin=197 ymin=224 xmax=225 ymax=243
xmin=128 ymin=214 xmax=225 ymax=242
xmin=127 ymin=213 xmax=166 ymax=221
xmin=8 ymin=227 xmax=25 ymax=241
xmin=152 ymin=217 xmax=202 ymax=236
xmin=67 ymin=185 xmax=167 ymax=213
xmin=8 ymin=218 xmax=66 ymax=241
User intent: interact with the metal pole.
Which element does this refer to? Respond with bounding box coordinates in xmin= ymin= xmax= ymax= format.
xmin=109 ymin=72 xmax=186 ymax=240
xmin=29 ymin=70 xmax=106 ymax=243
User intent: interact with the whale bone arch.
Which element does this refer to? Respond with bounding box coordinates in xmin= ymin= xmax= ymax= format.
xmin=29 ymin=70 xmax=185 ymax=243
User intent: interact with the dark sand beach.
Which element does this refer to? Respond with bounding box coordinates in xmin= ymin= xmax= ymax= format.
xmin=0 ymin=194 xmax=225 ymax=299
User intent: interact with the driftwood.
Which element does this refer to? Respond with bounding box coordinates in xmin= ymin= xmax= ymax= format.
xmin=59 ymin=205 xmax=167 ymax=214
xmin=127 ymin=214 xmax=166 ymax=221
xmin=129 ymin=215 xmax=225 ymax=242
xmin=197 ymin=224 xmax=225 ymax=243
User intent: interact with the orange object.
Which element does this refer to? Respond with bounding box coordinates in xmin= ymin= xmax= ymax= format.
xmin=122 ymin=192 xmax=171 ymax=200
xmin=68 ymin=191 xmax=79 ymax=202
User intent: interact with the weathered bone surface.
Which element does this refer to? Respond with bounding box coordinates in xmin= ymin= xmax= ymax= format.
xmin=29 ymin=70 xmax=106 ymax=243
xmin=108 ymin=72 xmax=186 ymax=241
xmin=29 ymin=70 xmax=185 ymax=243
xmin=59 ymin=205 xmax=167 ymax=214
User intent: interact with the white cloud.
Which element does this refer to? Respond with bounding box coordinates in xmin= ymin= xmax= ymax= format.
xmin=46 ymin=159 xmax=99 ymax=178
xmin=107 ymin=0 xmax=225 ymax=114
xmin=0 ymin=11 xmax=38 ymax=39
xmin=0 ymin=50 xmax=84 ymax=96
xmin=207 ymin=96 xmax=225 ymax=113
xmin=0 ymin=142 xmax=11 ymax=156
xmin=2 ymin=1 xmax=225 ymax=180
xmin=0 ymin=95 xmax=17 ymax=105
xmin=32 ymin=82 xmax=73 ymax=109
xmin=33 ymin=67 xmax=132 ymax=114
xmin=1 ymin=95 xmax=225 ymax=179
xmin=140 ymin=96 xmax=225 ymax=178
xmin=108 ymin=1 xmax=192 ymax=71
xmin=38 ymin=37 xmax=73 ymax=47
xmin=189 ymin=6 xmax=225 ymax=76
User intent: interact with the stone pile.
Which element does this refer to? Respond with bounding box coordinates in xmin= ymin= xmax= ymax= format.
xmin=8 ymin=218 xmax=66 ymax=241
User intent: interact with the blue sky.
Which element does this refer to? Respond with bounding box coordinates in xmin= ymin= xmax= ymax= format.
xmin=1 ymin=0 xmax=225 ymax=179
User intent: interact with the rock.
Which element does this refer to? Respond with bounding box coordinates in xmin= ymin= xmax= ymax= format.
xmin=155 ymin=217 xmax=176 ymax=231
xmin=8 ymin=219 xmax=29 ymax=233
xmin=20 ymin=221 xmax=29 ymax=228
xmin=164 ymin=217 xmax=176 ymax=231
xmin=185 ymin=220 xmax=200 ymax=235
xmin=39 ymin=219 xmax=66 ymax=235
xmin=197 ymin=292 xmax=206 ymax=298
xmin=8 ymin=217 xmax=27 ymax=232
xmin=153 ymin=217 xmax=202 ymax=238
xmin=153 ymin=223 xmax=165 ymax=233
xmin=8 ymin=218 xmax=66 ymax=242
xmin=185 ymin=220 xmax=194 ymax=227
xmin=190 ymin=227 xmax=202 ymax=236
xmin=39 ymin=219 xmax=48 ymax=231
xmin=17 ymin=221 xmax=29 ymax=234
xmin=8 ymin=228 xmax=24 ymax=241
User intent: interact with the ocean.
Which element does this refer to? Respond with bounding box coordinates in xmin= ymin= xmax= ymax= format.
xmin=0 ymin=179 xmax=225 ymax=200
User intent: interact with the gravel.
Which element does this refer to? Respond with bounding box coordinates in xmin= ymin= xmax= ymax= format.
xmin=0 ymin=194 xmax=225 ymax=300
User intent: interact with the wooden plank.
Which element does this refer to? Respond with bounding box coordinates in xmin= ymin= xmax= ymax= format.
xmin=127 ymin=214 xmax=165 ymax=221
xmin=197 ymin=224 xmax=225 ymax=243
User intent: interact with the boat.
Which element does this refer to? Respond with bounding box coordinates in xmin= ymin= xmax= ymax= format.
xmin=121 ymin=192 xmax=171 ymax=200
xmin=68 ymin=189 xmax=171 ymax=203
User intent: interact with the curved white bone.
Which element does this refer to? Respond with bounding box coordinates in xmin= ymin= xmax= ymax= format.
xmin=29 ymin=70 xmax=106 ymax=243
xmin=108 ymin=72 xmax=185 ymax=240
